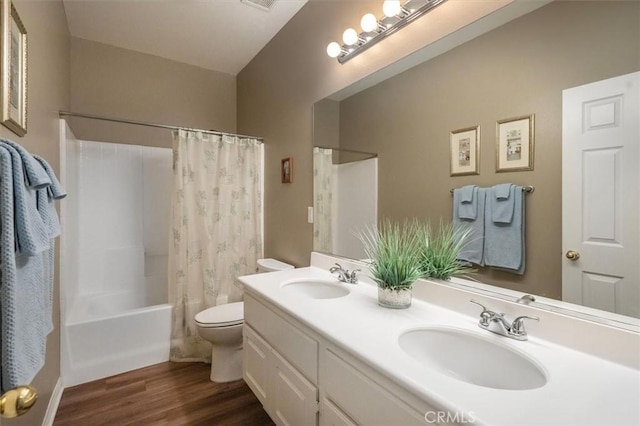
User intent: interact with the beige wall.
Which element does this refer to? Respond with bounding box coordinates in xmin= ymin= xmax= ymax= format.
xmin=313 ymin=99 xmax=340 ymax=150
xmin=0 ymin=1 xmax=70 ymax=425
xmin=337 ymin=1 xmax=639 ymax=298
xmin=238 ymin=0 xmax=512 ymax=266
xmin=69 ymin=37 xmax=236 ymax=148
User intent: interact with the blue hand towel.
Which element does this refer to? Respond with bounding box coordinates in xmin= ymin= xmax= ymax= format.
xmin=491 ymin=184 xmax=516 ymax=224
xmin=484 ymin=185 xmax=525 ymax=274
xmin=0 ymin=144 xmax=51 ymax=256
xmin=457 ymin=185 xmax=478 ymax=220
xmin=33 ymin=155 xmax=67 ymax=200
xmin=33 ymin=156 xmax=64 ymax=239
xmin=453 ymin=187 xmax=486 ymax=265
xmin=0 ymin=138 xmax=51 ymax=189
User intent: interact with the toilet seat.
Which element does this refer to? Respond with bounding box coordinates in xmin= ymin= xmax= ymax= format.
xmin=195 ymin=302 xmax=244 ymax=328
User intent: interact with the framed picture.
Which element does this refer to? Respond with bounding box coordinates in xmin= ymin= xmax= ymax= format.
xmin=450 ymin=125 xmax=480 ymax=176
xmin=496 ymin=114 xmax=534 ymax=172
xmin=281 ymin=157 xmax=292 ymax=183
xmin=1 ymin=1 xmax=27 ymax=136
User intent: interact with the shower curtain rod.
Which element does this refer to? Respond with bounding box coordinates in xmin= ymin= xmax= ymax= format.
xmin=58 ymin=111 xmax=264 ymax=142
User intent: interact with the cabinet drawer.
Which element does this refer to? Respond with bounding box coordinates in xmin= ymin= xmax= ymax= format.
xmin=245 ymin=294 xmax=318 ymax=384
xmin=323 ymin=348 xmax=426 ymax=426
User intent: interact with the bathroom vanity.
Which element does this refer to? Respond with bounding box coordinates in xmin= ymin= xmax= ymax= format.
xmin=238 ymin=253 xmax=640 ymax=426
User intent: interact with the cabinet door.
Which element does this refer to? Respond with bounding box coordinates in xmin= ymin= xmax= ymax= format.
xmin=323 ymin=349 xmax=427 ymax=425
xmin=272 ymin=350 xmax=318 ymax=426
xmin=320 ymin=398 xmax=358 ymax=426
xmin=243 ymin=325 xmax=270 ymax=408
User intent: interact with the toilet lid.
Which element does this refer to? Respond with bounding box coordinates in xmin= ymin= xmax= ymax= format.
xmin=195 ymin=302 xmax=244 ymax=327
xmin=257 ymin=258 xmax=294 ymax=271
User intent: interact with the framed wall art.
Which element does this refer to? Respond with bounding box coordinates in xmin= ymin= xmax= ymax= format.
xmin=1 ymin=1 xmax=27 ymax=136
xmin=450 ymin=125 xmax=480 ymax=176
xmin=496 ymin=114 xmax=534 ymax=172
xmin=281 ymin=157 xmax=292 ymax=183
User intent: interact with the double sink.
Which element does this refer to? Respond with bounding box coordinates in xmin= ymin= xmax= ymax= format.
xmin=280 ymin=278 xmax=548 ymax=391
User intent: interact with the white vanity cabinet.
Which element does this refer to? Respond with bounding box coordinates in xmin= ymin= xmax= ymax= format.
xmin=244 ymin=294 xmax=319 ymax=426
xmin=243 ymin=292 xmax=439 ymax=426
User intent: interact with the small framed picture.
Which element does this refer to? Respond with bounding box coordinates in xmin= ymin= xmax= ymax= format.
xmin=450 ymin=125 xmax=480 ymax=176
xmin=281 ymin=157 xmax=292 ymax=183
xmin=496 ymin=114 xmax=534 ymax=172
xmin=1 ymin=1 xmax=27 ymax=136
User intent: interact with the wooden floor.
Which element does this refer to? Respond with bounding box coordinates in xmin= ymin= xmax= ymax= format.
xmin=54 ymin=362 xmax=274 ymax=426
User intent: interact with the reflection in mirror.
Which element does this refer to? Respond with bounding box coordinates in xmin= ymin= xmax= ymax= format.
xmin=313 ymin=147 xmax=377 ymax=260
xmin=312 ymin=1 xmax=640 ymax=327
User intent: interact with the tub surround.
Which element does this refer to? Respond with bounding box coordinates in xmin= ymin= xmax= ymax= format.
xmin=239 ymin=252 xmax=640 ymax=425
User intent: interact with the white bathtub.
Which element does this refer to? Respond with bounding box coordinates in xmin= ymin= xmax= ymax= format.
xmin=61 ymin=291 xmax=172 ymax=387
xmin=60 ymin=125 xmax=174 ymax=387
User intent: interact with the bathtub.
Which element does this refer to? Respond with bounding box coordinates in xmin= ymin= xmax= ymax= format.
xmin=60 ymin=124 xmax=174 ymax=387
xmin=61 ymin=290 xmax=172 ymax=387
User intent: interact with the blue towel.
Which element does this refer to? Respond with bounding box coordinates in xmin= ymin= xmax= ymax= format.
xmin=33 ymin=156 xmax=65 ymax=240
xmin=491 ymin=183 xmax=516 ymax=224
xmin=0 ymin=144 xmax=61 ymax=393
xmin=484 ymin=185 xmax=525 ymax=274
xmin=0 ymin=138 xmax=50 ymax=189
xmin=453 ymin=187 xmax=486 ymax=265
xmin=457 ymin=185 xmax=478 ymax=220
xmin=0 ymin=143 xmax=51 ymax=256
xmin=33 ymin=155 xmax=67 ymax=200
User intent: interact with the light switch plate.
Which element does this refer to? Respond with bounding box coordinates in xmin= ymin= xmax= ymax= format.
xmin=307 ymin=206 xmax=314 ymax=224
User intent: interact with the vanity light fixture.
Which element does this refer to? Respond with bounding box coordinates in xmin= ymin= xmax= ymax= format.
xmin=326 ymin=0 xmax=447 ymax=64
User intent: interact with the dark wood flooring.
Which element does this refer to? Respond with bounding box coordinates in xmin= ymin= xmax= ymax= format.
xmin=53 ymin=362 xmax=274 ymax=426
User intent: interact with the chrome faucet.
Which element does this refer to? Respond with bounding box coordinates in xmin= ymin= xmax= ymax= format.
xmin=470 ymin=299 xmax=539 ymax=341
xmin=329 ymin=263 xmax=359 ymax=284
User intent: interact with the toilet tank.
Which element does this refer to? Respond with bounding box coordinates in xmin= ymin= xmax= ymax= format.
xmin=257 ymin=258 xmax=294 ymax=273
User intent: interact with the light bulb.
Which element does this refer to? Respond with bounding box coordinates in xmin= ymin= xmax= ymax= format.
xmin=382 ymin=0 xmax=401 ymax=17
xmin=342 ymin=28 xmax=359 ymax=45
xmin=360 ymin=13 xmax=378 ymax=32
xmin=326 ymin=42 xmax=342 ymax=58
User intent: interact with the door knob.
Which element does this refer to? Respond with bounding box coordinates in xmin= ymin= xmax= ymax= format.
xmin=565 ymin=250 xmax=580 ymax=261
xmin=0 ymin=385 xmax=37 ymax=418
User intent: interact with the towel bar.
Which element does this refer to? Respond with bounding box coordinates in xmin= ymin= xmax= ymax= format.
xmin=450 ymin=185 xmax=535 ymax=194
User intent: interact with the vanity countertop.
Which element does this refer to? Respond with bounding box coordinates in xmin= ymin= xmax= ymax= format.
xmin=239 ymin=265 xmax=640 ymax=426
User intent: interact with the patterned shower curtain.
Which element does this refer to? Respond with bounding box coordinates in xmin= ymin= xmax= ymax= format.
xmin=313 ymin=147 xmax=334 ymax=253
xmin=169 ymin=129 xmax=263 ymax=362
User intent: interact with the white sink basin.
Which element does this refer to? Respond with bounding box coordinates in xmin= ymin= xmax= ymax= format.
xmin=281 ymin=279 xmax=350 ymax=299
xmin=398 ymin=327 xmax=547 ymax=390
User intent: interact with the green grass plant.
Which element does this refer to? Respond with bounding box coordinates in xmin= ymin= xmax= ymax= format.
xmin=420 ymin=220 xmax=473 ymax=281
xmin=359 ymin=219 xmax=424 ymax=291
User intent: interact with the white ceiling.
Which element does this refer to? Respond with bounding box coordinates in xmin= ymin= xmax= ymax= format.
xmin=63 ymin=0 xmax=308 ymax=75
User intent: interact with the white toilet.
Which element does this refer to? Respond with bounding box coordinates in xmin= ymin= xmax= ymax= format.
xmin=194 ymin=258 xmax=294 ymax=382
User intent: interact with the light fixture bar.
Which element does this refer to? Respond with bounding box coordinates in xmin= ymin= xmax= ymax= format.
xmin=334 ymin=0 xmax=447 ymax=64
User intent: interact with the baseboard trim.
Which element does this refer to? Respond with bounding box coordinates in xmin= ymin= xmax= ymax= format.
xmin=42 ymin=377 xmax=64 ymax=426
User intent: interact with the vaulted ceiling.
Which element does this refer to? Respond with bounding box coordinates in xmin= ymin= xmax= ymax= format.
xmin=63 ymin=0 xmax=308 ymax=75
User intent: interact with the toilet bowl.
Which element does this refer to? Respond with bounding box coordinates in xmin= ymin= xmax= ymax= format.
xmin=194 ymin=258 xmax=294 ymax=382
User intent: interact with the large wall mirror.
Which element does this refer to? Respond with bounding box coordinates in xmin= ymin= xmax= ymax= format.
xmin=313 ymin=1 xmax=640 ymax=327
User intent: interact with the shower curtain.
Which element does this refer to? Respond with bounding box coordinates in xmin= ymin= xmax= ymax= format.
xmin=169 ymin=129 xmax=263 ymax=362
xmin=313 ymin=147 xmax=334 ymax=253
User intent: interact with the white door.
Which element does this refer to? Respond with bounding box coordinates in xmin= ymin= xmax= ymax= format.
xmin=562 ymin=71 xmax=640 ymax=317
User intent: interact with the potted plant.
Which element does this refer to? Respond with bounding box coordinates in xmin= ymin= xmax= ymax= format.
xmin=359 ymin=219 xmax=424 ymax=309
xmin=420 ymin=220 xmax=473 ymax=281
